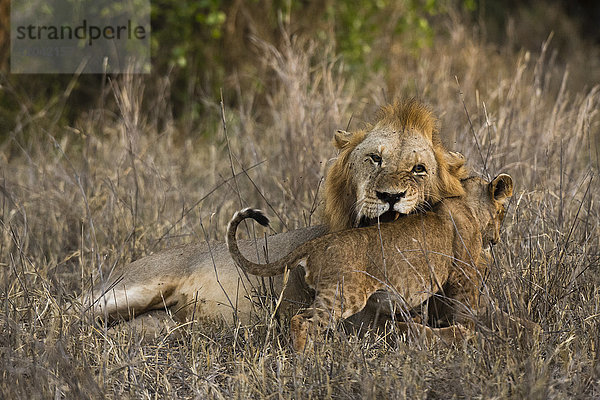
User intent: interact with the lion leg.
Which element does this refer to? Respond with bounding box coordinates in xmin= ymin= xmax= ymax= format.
xmin=88 ymin=279 xmax=182 ymax=323
xmin=290 ymin=287 xmax=370 ymax=352
xmin=290 ymin=312 xmax=312 ymax=352
xmin=475 ymin=252 xmax=540 ymax=335
xmin=423 ymin=285 xmax=540 ymax=339
xmin=290 ymin=305 xmax=336 ymax=352
xmin=442 ymin=256 xmax=539 ymax=337
xmin=395 ymin=321 xmax=474 ymax=346
xmin=475 ymin=292 xmax=541 ymax=336
xmin=106 ymin=310 xmax=182 ymax=341
xmin=438 ymin=256 xmax=489 ymax=330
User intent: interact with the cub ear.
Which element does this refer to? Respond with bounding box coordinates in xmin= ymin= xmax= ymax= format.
xmin=490 ymin=173 xmax=514 ymax=201
xmin=333 ymin=130 xmax=353 ymax=149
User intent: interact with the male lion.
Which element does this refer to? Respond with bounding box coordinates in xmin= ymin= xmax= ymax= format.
xmin=83 ymin=99 xmax=468 ymax=329
xmin=324 ymin=100 xmax=467 ymax=231
xmin=227 ymin=175 xmax=514 ymax=351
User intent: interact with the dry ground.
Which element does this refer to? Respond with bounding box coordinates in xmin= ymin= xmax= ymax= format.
xmin=1 ymin=13 xmax=599 ymax=400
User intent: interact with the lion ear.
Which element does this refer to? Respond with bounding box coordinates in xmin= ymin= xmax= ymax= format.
xmin=490 ymin=174 xmax=514 ymax=202
xmin=333 ymin=130 xmax=353 ymax=149
xmin=444 ymin=151 xmax=468 ymax=180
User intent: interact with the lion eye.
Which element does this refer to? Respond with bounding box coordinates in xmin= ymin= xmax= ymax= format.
xmin=412 ymin=164 xmax=427 ymax=175
xmin=369 ymin=154 xmax=382 ymax=165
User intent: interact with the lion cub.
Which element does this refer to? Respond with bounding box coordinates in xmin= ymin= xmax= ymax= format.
xmin=227 ymin=174 xmax=513 ymax=351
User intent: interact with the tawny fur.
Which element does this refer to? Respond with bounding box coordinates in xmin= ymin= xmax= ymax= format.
xmin=82 ymin=99 xmax=470 ymax=333
xmin=228 ymin=175 xmax=514 ymax=351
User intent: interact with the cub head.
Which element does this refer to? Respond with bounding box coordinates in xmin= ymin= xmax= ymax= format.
xmin=462 ymin=174 xmax=514 ymax=246
xmin=323 ymin=99 xmax=469 ymax=232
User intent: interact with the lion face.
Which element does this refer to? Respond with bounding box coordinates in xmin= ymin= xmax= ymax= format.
xmin=323 ymin=99 xmax=469 ymax=232
xmin=347 ymin=128 xmax=438 ymax=227
xmin=460 ymin=174 xmax=513 ymax=246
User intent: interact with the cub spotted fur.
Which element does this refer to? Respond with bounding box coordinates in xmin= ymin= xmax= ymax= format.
xmin=227 ymin=175 xmax=514 ymax=351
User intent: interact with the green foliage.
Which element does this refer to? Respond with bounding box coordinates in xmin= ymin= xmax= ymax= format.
xmin=145 ymin=0 xmax=461 ymax=117
xmin=151 ymin=0 xmax=226 ymax=69
xmin=325 ymin=0 xmax=443 ymax=71
xmin=1 ymin=0 xmax=584 ymax=143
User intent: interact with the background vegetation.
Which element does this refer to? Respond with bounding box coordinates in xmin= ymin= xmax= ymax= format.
xmin=0 ymin=0 xmax=599 ymax=398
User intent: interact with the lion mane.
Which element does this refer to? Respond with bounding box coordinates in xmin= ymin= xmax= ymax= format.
xmin=323 ymin=99 xmax=468 ymax=232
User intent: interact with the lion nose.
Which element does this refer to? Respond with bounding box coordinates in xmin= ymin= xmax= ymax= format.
xmin=376 ymin=191 xmax=406 ymax=205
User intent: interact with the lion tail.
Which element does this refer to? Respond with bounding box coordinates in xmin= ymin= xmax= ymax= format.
xmin=226 ymin=208 xmax=307 ymax=277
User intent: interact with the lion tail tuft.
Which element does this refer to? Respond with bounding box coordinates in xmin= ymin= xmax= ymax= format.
xmin=227 ymin=208 xmax=294 ymax=277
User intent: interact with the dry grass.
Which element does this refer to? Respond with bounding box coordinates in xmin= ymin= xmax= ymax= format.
xmin=1 ymin=13 xmax=599 ymax=400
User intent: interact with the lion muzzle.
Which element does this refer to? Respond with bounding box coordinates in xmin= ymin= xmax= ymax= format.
xmin=375 ymin=190 xmax=406 ymax=205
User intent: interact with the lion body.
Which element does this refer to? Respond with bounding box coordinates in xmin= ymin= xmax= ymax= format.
xmin=227 ymin=175 xmax=514 ymax=350
xmin=85 ymin=225 xmax=326 ymax=325
xmin=83 ymin=99 xmax=468 ymax=330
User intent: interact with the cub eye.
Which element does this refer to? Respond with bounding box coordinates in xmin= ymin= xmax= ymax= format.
xmin=412 ymin=164 xmax=427 ymax=175
xmin=369 ymin=154 xmax=382 ymax=164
